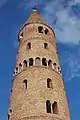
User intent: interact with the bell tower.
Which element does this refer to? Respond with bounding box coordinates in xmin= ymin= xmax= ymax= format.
xmin=8 ymin=9 xmax=70 ymax=120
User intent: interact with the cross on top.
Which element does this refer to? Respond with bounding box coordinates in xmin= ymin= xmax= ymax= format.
xmin=32 ymin=6 xmax=37 ymax=11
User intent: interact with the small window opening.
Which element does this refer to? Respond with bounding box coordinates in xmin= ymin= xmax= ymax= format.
xmin=58 ymin=67 xmax=60 ymax=72
xmin=38 ymin=26 xmax=43 ymax=33
xmin=29 ymin=58 xmax=33 ymax=66
xmin=16 ymin=67 xmax=18 ymax=74
xmin=27 ymin=42 xmax=31 ymax=49
xmin=45 ymin=28 xmax=49 ymax=35
xmin=10 ymin=109 xmax=12 ymax=114
xmin=35 ymin=57 xmax=40 ymax=66
xmin=53 ymin=63 xmax=56 ymax=70
xmin=46 ymin=100 xmax=51 ymax=113
xmin=44 ymin=43 xmax=48 ymax=49
xmin=13 ymin=72 xmax=15 ymax=77
xmin=11 ymin=89 xmax=13 ymax=93
xmin=19 ymin=63 xmax=22 ymax=71
xmin=48 ymin=60 xmax=52 ymax=67
xmin=8 ymin=114 xmax=10 ymax=120
xmin=23 ymin=60 xmax=27 ymax=69
xmin=52 ymin=101 xmax=58 ymax=114
xmin=23 ymin=80 xmax=27 ymax=89
xmin=42 ymin=58 xmax=47 ymax=66
xmin=21 ymin=32 xmax=23 ymax=37
xmin=19 ymin=32 xmax=23 ymax=40
xmin=53 ymin=63 xmax=56 ymax=66
xmin=47 ymin=78 xmax=52 ymax=88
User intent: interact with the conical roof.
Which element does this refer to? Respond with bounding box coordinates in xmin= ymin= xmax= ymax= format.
xmin=26 ymin=9 xmax=47 ymax=25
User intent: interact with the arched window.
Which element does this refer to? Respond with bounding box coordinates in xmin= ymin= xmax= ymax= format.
xmin=42 ymin=58 xmax=47 ymax=66
xmin=53 ymin=63 xmax=56 ymax=66
xmin=19 ymin=63 xmax=22 ymax=71
xmin=29 ymin=58 xmax=33 ymax=66
xmin=27 ymin=42 xmax=31 ymax=49
xmin=60 ymin=70 xmax=61 ymax=74
xmin=52 ymin=101 xmax=58 ymax=114
xmin=19 ymin=32 xmax=23 ymax=42
xmin=48 ymin=60 xmax=52 ymax=67
xmin=8 ymin=114 xmax=10 ymax=120
xmin=46 ymin=100 xmax=51 ymax=113
xmin=13 ymin=71 xmax=15 ymax=77
xmin=23 ymin=60 xmax=27 ymax=69
xmin=44 ymin=43 xmax=48 ymax=49
xmin=7 ymin=109 xmax=12 ymax=120
xmin=10 ymin=109 xmax=12 ymax=114
xmin=23 ymin=79 xmax=27 ymax=89
xmin=20 ymin=32 xmax=23 ymax=39
xmin=45 ymin=28 xmax=49 ymax=35
xmin=58 ymin=67 xmax=60 ymax=72
xmin=47 ymin=78 xmax=52 ymax=88
xmin=38 ymin=26 xmax=43 ymax=33
xmin=16 ymin=67 xmax=18 ymax=74
xmin=35 ymin=57 xmax=40 ymax=66
xmin=21 ymin=32 xmax=23 ymax=37
xmin=53 ymin=63 xmax=56 ymax=70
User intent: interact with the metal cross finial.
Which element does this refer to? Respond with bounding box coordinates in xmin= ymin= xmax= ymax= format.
xmin=32 ymin=6 xmax=37 ymax=11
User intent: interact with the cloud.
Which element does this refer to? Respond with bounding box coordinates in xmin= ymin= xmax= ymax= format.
xmin=69 ymin=0 xmax=80 ymax=5
xmin=20 ymin=0 xmax=80 ymax=45
xmin=74 ymin=0 xmax=80 ymax=3
xmin=59 ymin=44 xmax=80 ymax=82
xmin=55 ymin=10 xmax=80 ymax=44
xmin=0 ymin=0 xmax=8 ymax=8
xmin=42 ymin=0 xmax=80 ymax=45
xmin=66 ymin=53 xmax=80 ymax=81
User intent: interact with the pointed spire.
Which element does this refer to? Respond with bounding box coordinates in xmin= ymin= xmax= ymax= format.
xmin=25 ymin=7 xmax=47 ymax=25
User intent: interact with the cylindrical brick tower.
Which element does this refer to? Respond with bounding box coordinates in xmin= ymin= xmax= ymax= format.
xmin=8 ymin=9 xmax=70 ymax=120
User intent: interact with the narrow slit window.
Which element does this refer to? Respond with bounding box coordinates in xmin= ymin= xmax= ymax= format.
xmin=47 ymin=78 xmax=52 ymax=88
xmin=23 ymin=80 xmax=27 ymax=89
xmin=27 ymin=42 xmax=31 ymax=49
xmin=8 ymin=114 xmax=10 ymax=120
xmin=46 ymin=100 xmax=51 ymax=113
xmin=44 ymin=43 xmax=48 ymax=49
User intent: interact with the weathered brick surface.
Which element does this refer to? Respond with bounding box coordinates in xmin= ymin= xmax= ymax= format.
xmin=8 ymin=10 xmax=70 ymax=120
